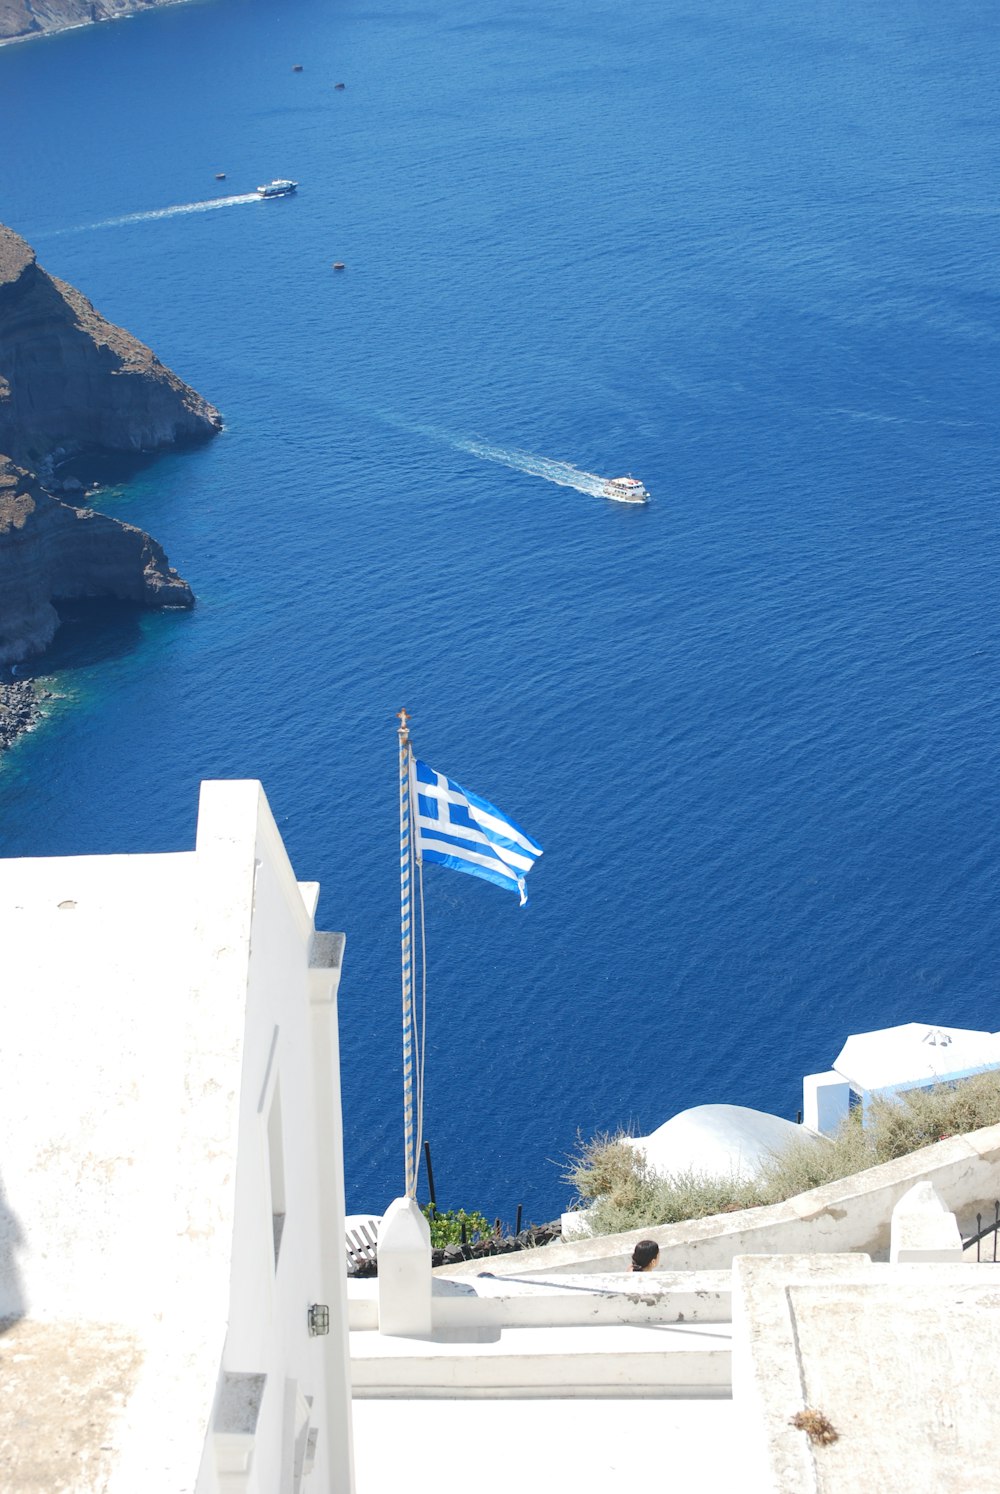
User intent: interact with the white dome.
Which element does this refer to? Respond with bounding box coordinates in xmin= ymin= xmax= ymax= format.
xmin=626 ymin=1103 xmax=824 ymax=1183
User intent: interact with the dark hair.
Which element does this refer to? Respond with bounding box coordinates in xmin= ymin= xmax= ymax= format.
xmin=630 ymin=1239 xmax=659 ymax=1272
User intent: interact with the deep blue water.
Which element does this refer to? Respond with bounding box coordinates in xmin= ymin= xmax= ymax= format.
xmin=2 ymin=0 xmax=999 ymax=1223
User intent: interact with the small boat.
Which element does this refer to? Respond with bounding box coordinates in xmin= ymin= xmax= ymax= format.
xmin=257 ymin=179 xmax=298 ymax=198
xmin=292 ymin=64 xmax=303 ymax=71
xmin=334 ymin=82 xmax=346 ymax=89
xmin=332 ymin=262 xmax=346 ymax=271
xmin=215 ymin=173 xmax=226 ymax=180
xmin=602 ymin=476 xmax=649 ymax=504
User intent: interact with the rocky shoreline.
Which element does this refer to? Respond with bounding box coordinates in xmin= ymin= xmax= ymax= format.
xmin=0 ymin=0 xmax=193 ymax=49
xmin=0 ymin=678 xmax=49 ymax=752
xmin=0 ymin=221 xmax=221 ymax=751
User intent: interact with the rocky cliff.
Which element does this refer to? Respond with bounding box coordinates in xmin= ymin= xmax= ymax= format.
xmin=0 ymin=454 xmax=193 ymax=665
xmin=0 ymin=224 xmax=221 ymax=470
xmin=0 ymin=0 xmax=187 ymax=46
xmin=0 ymin=222 xmax=219 ymax=723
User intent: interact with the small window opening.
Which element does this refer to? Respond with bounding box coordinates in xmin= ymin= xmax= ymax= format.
xmin=268 ymin=1079 xmax=287 ymax=1267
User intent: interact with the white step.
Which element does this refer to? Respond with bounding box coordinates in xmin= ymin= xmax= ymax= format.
xmin=351 ymin=1320 xmax=733 ymax=1398
xmin=353 ymin=1399 xmax=742 ymax=1494
xmin=348 ymin=1270 xmax=732 ymax=1331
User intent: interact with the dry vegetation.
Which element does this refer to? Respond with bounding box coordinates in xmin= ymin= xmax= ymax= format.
xmin=790 ymin=1409 xmax=839 ymax=1445
xmin=565 ymin=1070 xmax=1000 ymax=1237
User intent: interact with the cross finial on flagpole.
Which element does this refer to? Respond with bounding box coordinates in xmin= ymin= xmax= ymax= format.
xmin=397 ymin=708 xmax=411 ymax=742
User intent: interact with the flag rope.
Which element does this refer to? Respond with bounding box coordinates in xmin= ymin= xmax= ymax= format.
xmin=414 ymin=849 xmax=428 ymax=1177
xmin=398 ymin=710 xmax=418 ymax=1196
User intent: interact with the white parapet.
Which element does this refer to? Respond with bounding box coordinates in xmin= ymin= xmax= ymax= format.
xmin=889 ymin=1181 xmax=963 ymax=1264
xmin=444 ymin=1125 xmax=1000 ymax=1279
xmin=378 ymin=1198 xmax=433 ymax=1338
xmin=732 ymin=1254 xmax=1000 ymax=1493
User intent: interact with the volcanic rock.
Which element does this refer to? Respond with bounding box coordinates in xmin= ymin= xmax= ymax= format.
xmin=0 ymin=223 xmax=221 ymax=469
xmin=0 ymin=454 xmax=192 ymax=667
xmin=0 ymin=0 xmax=189 ymax=46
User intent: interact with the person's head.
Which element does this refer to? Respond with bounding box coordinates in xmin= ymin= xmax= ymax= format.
xmin=630 ymin=1239 xmax=659 ymax=1273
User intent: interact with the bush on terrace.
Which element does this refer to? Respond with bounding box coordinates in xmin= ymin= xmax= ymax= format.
xmin=565 ymin=1070 xmax=1000 ymax=1238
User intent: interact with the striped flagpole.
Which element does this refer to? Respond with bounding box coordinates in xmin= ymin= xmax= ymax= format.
xmin=397 ymin=708 xmax=417 ymax=1197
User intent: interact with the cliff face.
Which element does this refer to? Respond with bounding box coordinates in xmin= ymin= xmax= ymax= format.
xmin=0 ymin=454 xmax=192 ymax=665
xmin=0 ymin=224 xmax=222 ymax=469
xmin=0 ymin=0 xmax=187 ymax=46
xmin=0 ymin=222 xmax=219 ymax=682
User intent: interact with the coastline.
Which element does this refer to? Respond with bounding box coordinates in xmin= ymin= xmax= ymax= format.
xmin=0 ymin=677 xmax=47 ymax=752
xmin=0 ymin=20 xmax=93 ymax=49
xmin=0 ymin=0 xmax=200 ymax=51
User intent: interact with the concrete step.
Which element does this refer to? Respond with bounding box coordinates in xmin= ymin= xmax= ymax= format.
xmin=351 ymin=1320 xmax=733 ymax=1398
xmin=348 ymin=1270 xmax=732 ymax=1332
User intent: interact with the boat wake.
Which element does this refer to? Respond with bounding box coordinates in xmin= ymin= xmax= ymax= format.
xmin=368 ymin=411 xmax=649 ymax=504
xmin=453 ymin=437 xmax=625 ymax=501
xmin=52 ymin=194 xmax=261 ymax=235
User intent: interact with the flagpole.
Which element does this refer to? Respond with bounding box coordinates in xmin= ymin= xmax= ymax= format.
xmin=397 ymin=708 xmax=417 ymax=1198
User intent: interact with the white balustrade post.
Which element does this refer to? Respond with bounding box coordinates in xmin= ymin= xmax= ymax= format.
xmin=377 ymin=1197 xmax=432 ymax=1337
xmin=890 ymin=1181 xmax=963 ymax=1264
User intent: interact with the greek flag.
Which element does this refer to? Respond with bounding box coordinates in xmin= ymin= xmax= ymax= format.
xmin=413 ymin=759 xmax=543 ymax=906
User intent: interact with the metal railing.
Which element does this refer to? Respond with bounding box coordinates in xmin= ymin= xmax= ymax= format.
xmin=962 ymin=1201 xmax=1000 ymax=1262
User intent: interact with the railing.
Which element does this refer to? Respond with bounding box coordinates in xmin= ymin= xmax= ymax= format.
xmin=962 ymin=1201 xmax=1000 ymax=1262
xmin=346 ymin=1220 xmax=379 ymax=1276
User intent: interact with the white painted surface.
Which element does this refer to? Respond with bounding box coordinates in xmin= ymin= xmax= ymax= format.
xmin=311 ymin=933 xmax=356 ymax=1493
xmin=377 ymin=1198 xmax=432 ymax=1338
xmin=889 ymin=1181 xmax=963 ymax=1264
xmin=625 ymin=1104 xmax=823 ymax=1184
xmin=732 ymin=1255 xmax=1000 ymax=1494
xmin=833 ymin=1021 xmax=1000 ymax=1094
xmin=802 ymin=1070 xmax=853 ymax=1135
xmin=0 ymin=781 xmax=354 ymax=1494
xmin=351 ymin=1320 xmax=733 ymax=1395
xmin=352 ymin=1399 xmax=744 ymax=1494
xmin=349 ymin=1270 xmax=732 ymax=1331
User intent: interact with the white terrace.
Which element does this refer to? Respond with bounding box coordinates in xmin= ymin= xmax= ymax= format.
xmin=348 ymin=1134 xmax=1000 ymax=1494
xmin=1 ymin=780 xmax=998 ymax=1493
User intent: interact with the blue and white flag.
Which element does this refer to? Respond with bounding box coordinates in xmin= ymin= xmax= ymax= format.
xmin=412 ymin=759 xmax=543 ymax=906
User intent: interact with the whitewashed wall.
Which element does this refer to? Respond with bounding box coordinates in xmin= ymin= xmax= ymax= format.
xmin=192 ymin=781 xmax=354 ymax=1494
xmin=0 ymin=781 xmax=354 ymax=1494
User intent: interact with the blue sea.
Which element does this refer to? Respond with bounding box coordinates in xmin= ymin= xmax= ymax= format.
xmin=2 ymin=0 xmax=998 ymax=1223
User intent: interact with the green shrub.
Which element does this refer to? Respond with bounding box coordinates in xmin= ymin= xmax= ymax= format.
xmin=421 ymin=1205 xmax=495 ymax=1248
xmin=567 ymin=1069 xmax=1000 ymax=1238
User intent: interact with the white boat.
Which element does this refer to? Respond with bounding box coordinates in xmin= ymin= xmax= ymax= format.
xmin=257 ymin=179 xmax=298 ymax=198
xmin=602 ymin=475 xmax=649 ymax=504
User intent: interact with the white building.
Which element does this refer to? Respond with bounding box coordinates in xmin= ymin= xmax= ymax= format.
xmin=0 ymin=780 xmax=353 ymax=1493
xmin=2 ymin=783 xmax=998 ymax=1494
xmin=803 ymin=1021 xmax=1000 ymax=1134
